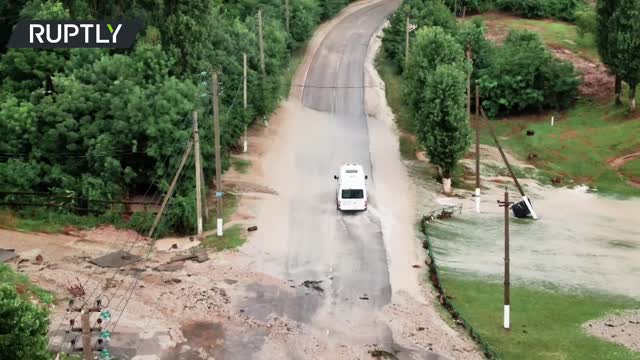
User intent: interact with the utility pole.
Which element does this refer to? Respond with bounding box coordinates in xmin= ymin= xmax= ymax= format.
xmin=466 ymin=47 xmax=472 ymax=120
xmin=212 ymin=71 xmax=224 ymax=237
xmin=258 ymin=10 xmax=266 ymax=77
xmin=243 ymin=52 xmax=248 ymax=153
xmin=405 ymin=15 xmax=410 ymax=70
xmin=148 ymin=140 xmax=193 ymax=237
xmin=81 ymin=312 xmax=92 ymax=360
xmin=193 ymin=111 xmax=203 ymax=237
xmin=285 ymin=0 xmax=290 ymax=33
xmin=475 ymin=83 xmax=481 ymax=213
xmin=67 ymin=299 xmax=108 ymax=360
xmin=497 ymin=190 xmax=513 ymax=330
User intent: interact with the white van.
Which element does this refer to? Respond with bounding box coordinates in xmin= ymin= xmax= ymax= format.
xmin=333 ymin=164 xmax=368 ymax=211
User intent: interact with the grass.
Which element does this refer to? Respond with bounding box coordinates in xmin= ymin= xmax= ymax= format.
xmin=281 ymin=41 xmax=308 ymax=99
xmin=231 ymin=157 xmax=252 ymax=174
xmin=439 ymin=275 xmax=640 ymax=360
xmin=0 ymin=264 xmax=54 ymax=305
xmin=375 ymin=52 xmax=412 ymax=133
xmin=469 ymin=12 xmax=598 ymax=61
xmin=204 ymin=193 xmax=239 ymax=232
xmin=201 ymin=224 xmax=246 ymax=251
xmin=0 ymin=208 xmax=110 ymax=233
xmin=480 ymin=100 xmax=640 ymax=197
xmin=399 ymin=134 xmax=417 ymax=160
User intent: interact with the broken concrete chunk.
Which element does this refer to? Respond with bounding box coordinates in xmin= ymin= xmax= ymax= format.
xmin=90 ymin=250 xmax=141 ymax=268
xmin=0 ymin=249 xmax=18 ymax=263
xmin=154 ymin=261 xmax=185 ymax=272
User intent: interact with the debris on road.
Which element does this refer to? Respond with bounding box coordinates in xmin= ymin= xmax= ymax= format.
xmin=247 ymin=226 xmax=258 ymax=232
xmin=301 ymin=280 xmax=324 ymax=292
xmin=0 ymin=248 xmax=17 ymax=263
xmin=154 ymin=261 xmax=185 ymax=272
xmin=360 ymin=294 xmax=369 ymax=300
xmin=90 ymin=250 xmax=141 ymax=268
xmin=368 ymin=348 xmax=398 ymax=359
xmin=168 ymin=247 xmax=209 ymax=264
xmin=223 ymin=279 xmax=238 ymax=285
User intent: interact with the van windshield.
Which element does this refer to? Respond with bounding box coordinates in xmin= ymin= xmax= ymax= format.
xmin=341 ymin=189 xmax=364 ymax=199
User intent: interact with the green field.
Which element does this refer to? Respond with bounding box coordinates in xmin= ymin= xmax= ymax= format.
xmin=202 ymin=224 xmax=246 ymax=251
xmin=440 ymin=275 xmax=640 ymax=360
xmin=481 ymin=100 xmax=640 ymax=197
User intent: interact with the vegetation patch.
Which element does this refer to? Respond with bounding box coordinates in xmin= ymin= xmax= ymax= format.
xmin=231 ymin=158 xmax=252 ymax=174
xmin=480 ymin=100 xmax=640 ymax=196
xmin=202 ymin=225 xmax=246 ymax=251
xmin=439 ymin=275 xmax=640 ymax=360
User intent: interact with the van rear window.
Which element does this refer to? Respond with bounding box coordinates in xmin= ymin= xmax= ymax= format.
xmin=341 ymin=189 xmax=364 ymax=199
xmin=346 ymin=170 xmax=358 ymax=173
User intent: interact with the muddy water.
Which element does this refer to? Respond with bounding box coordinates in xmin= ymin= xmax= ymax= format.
xmin=428 ymin=185 xmax=640 ymax=299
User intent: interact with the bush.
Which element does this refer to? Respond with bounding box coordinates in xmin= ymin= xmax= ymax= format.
xmin=575 ymin=6 xmax=596 ymax=38
xmin=495 ymin=0 xmax=587 ymax=22
xmin=0 ymin=283 xmax=50 ymax=360
xmin=479 ymin=30 xmax=580 ymax=116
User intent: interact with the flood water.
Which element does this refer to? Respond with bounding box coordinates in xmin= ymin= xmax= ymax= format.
xmin=427 ymin=185 xmax=640 ymax=299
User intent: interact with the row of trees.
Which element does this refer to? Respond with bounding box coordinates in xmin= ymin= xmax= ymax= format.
xmin=596 ymin=0 xmax=640 ymax=111
xmin=382 ymin=0 xmax=580 ymax=192
xmin=443 ymin=0 xmax=588 ymax=21
xmin=0 ymin=0 xmax=355 ymax=234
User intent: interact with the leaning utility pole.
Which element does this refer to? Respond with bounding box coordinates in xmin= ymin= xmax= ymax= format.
xmin=148 ymin=140 xmax=193 ymax=237
xmin=475 ymin=83 xmax=481 ymax=213
xmin=258 ymin=10 xmax=266 ymax=77
xmin=285 ymin=0 xmax=290 ymax=33
xmin=497 ymin=190 xmax=513 ymax=330
xmin=405 ymin=15 xmax=410 ymax=70
xmin=212 ymin=71 xmax=224 ymax=237
xmin=193 ymin=111 xmax=203 ymax=237
xmin=243 ymin=52 xmax=248 ymax=153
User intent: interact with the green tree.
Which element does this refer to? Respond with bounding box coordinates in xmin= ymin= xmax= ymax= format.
xmin=455 ymin=18 xmax=494 ymax=85
xmin=596 ymin=0 xmax=623 ymax=105
xmin=608 ymin=0 xmax=640 ymax=111
xmin=382 ymin=0 xmax=458 ymax=71
xmin=0 ymin=284 xmax=50 ymax=360
xmin=479 ymin=30 xmax=580 ymax=116
xmin=404 ymin=27 xmax=465 ymax=131
xmin=417 ymin=64 xmax=471 ymax=193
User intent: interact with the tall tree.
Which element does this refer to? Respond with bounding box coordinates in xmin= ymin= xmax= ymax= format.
xmin=418 ymin=64 xmax=471 ymax=193
xmin=596 ymin=0 xmax=623 ymax=105
xmin=608 ymin=0 xmax=640 ymax=111
xmin=404 ymin=27 xmax=470 ymax=193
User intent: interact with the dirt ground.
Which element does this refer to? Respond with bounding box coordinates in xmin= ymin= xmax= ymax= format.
xmin=585 ymin=311 xmax=640 ymax=352
xmin=0 ymin=2 xmax=482 ymax=359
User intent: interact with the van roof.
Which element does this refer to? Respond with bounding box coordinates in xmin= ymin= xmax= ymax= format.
xmin=339 ymin=164 xmax=366 ymax=188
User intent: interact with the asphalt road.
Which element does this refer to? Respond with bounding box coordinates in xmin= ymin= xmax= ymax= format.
xmin=279 ymin=1 xmax=448 ymax=358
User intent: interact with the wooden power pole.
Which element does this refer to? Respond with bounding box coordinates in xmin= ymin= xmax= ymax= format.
xmin=498 ymin=190 xmax=513 ymax=330
xmin=405 ymin=15 xmax=410 ymax=70
xmin=81 ymin=312 xmax=92 ymax=360
xmin=285 ymin=0 xmax=290 ymax=33
xmin=258 ymin=10 xmax=266 ymax=77
xmin=243 ymin=52 xmax=248 ymax=153
xmin=212 ymin=71 xmax=224 ymax=237
xmin=148 ymin=140 xmax=193 ymax=237
xmin=475 ymin=83 xmax=481 ymax=213
xmin=193 ymin=111 xmax=203 ymax=237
